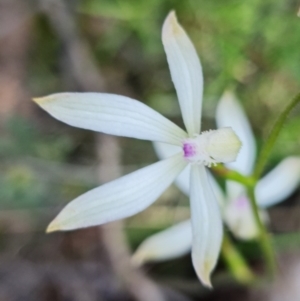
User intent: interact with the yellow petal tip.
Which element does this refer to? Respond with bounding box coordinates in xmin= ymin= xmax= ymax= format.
xmin=131 ymin=248 xmax=154 ymax=267
xmin=46 ymin=220 xmax=60 ymax=233
xmin=163 ymin=10 xmax=182 ymax=39
xmin=167 ymin=10 xmax=177 ymax=21
xmin=194 ymin=259 xmax=215 ymax=289
xmin=32 ymin=97 xmax=46 ymax=105
xmin=202 ymin=276 xmax=213 ymax=289
xmin=198 ymin=266 xmax=213 ymax=288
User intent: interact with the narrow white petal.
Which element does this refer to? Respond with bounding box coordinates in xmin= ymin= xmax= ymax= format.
xmin=47 ymin=154 xmax=187 ymax=232
xmin=176 ymin=166 xmax=226 ymax=208
xmin=216 ymin=92 xmax=256 ymax=175
xmin=132 ymin=220 xmax=192 ymax=265
xmin=153 ymin=141 xmax=182 ymax=159
xmin=190 ymin=165 xmax=223 ymax=288
xmin=176 ymin=164 xmax=191 ymax=196
xmin=153 ymin=141 xmax=190 ymax=195
xmin=34 ymin=93 xmax=187 ymax=145
xmin=162 ymin=12 xmax=203 ymax=135
xmin=153 ymin=142 xmax=225 ymax=205
xmin=256 ymin=157 xmax=300 ymax=208
xmin=223 ymin=196 xmax=268 ymax=240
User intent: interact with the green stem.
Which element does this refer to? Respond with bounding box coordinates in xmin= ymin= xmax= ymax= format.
xmin=254 ymin=92 xmax=300 ymax=178
xmin=249 ymin=92 xmax=300 ymax=276
xmin=212 ymin=164 xmax=256 ymax=187
xmin=222 ymin=232 xmax=255 ymax=284
xmin=247 ymin=186 xmax=276 ymax=278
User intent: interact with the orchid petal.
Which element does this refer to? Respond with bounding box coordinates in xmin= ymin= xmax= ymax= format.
xmin=33 ymin=93 xmax=187 ymax=145
xmin=162 ymin=12 xmax=203 ymax=135
xmin=153 ymin=142 xmax=225 ymax=206
xmin=47 ymin=153 xmax=187 ymax=232
xmin=256 ymin=157 xmax=300 ymax=208
xmin=216 ymin=92 xmax=256 ymax=175
xmin=153 ymin=141 xmax=181 ymax=159
xmin=190 ymin=165 xmax=223 ymax=288
xmin=132 ymin=220 xmax=192 ymax=265
xmin=224 ymin=196 xmax=268 ymax=240
xmin=153 ymin=141 xmax=190 ymax=195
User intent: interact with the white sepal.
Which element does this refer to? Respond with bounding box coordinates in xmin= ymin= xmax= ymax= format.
xmin=216 ymin=92 xmax=256 ymax=175
xmin=47 ymin=153 xmax=187 ymax=232
xmin=190 ymin=165 xmax=223 ymax=288
xmin=153 ymin=141 xmax=182 ymax=159
xmin=153 ymin=141 xmax=190 ymax=195
xmin=223 ymin=196 xmax=268 ymax=240
xmin=132 ymin=220 xmax=192 ymax=265
xmin=162 ymin=11 xmax=203 ymax=136
xmin=33 ymin=93 xmax=187 ymax=146
xmin=256 ymin=156 xmax=300 ymax=208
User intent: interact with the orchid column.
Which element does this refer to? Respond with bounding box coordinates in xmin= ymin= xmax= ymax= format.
xmin=33 ymin=12 xmax=241 ymax=287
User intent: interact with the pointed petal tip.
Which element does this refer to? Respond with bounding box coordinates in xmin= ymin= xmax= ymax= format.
xmin=221 ymin=90 xmax=235 ymax=102
xmin=32 ymin=97 xmax=44 ymax=105
xmin=163 ymin=10 xmax=181 ymax=39
xmin=46 ymin=220 xmax=61 ymax=233
xmin=131 ymin=244 xmax=161 ymax=267
xmin=195 ymin=266 xmax=213 ymax=288
xmin=217 ymin=91 xmax=241 ymax=118
xmin=131 ymin=252 xmax=145 ymax=267
xmin=196 ymin=264 xmax=213 ymax=289
xmin=33 ymin=95 xmax=53 ymax=106
xmin=165 ymin=10 xmax=177 ymax=24
xmin=203 ymin=280 xmax=213 ymax=289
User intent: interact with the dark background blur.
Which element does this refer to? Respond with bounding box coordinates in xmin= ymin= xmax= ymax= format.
xmin=0 ymin=0 xmax=300 ymax=300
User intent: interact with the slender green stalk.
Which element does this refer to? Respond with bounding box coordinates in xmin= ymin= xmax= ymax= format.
xmin=249 ymin=92 xmax=300 ymax=276
xmin=222 ymin=232 xmax=255 ymax=284
xmin=212 ymin=164 xmax=255 ymax=188
xmin=247 ymin=185 xmax=276 ymax=277
xmin=254 ymin=92 xmax=300 ymax=178
xmin=214 ymin=165 xmax=277 ymax=277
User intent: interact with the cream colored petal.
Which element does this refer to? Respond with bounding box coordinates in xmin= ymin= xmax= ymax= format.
xmin=132 ymin=220 xmax=192 ymax=265
xmin=33 ymin=92 xmax=187 ymax=145
xmin=190 ymin=165 xmax=223 ymax=288
xmin=47 ymin=153 xmax=187 ymax=232
xmin=162 ymin=11 xmax=203 ymax=135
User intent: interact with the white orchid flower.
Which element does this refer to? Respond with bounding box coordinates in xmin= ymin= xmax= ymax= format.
xmin=132 ymin=92 xmax=300 ymax=265
xmin=33 ymin=12 xmax=241 ymax=287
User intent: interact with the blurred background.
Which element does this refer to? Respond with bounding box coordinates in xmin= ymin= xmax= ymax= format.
xmin=0 ymin=0 xmax=300 ymax=300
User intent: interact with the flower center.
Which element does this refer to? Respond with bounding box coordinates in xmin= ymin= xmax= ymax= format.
xmin=182 ymin=127 xmax=242 ymax=167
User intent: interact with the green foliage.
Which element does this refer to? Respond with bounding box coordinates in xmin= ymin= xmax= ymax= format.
xmin=0 ymin=117 xmax=73 ymax=161
xmin=0 ymin=117 xmax=93 ymax=209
